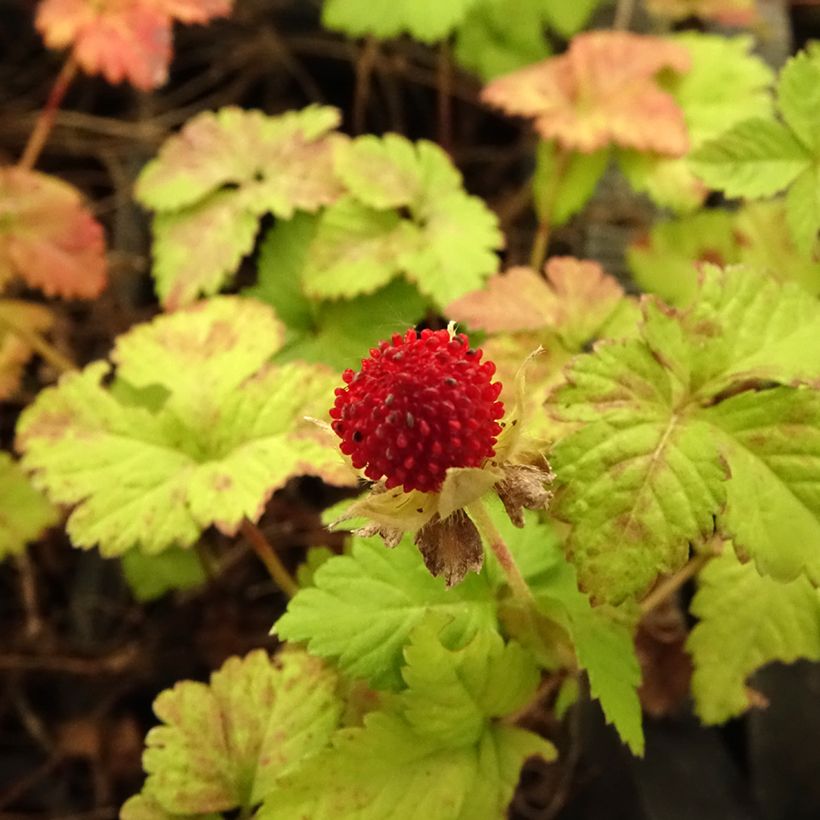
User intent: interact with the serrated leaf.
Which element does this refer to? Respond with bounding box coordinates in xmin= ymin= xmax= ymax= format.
xmin=135 ymin=106 xmax=343 ymax=308
xmin=322 ymin=0 xmax=481 ymax=43
xmin=777 ymin=46 xmax=820 ymax=154
xmin=274 ymin=534 xmax=497 ymax=689
xmin=0 ymin=452 xmax=57 ymax=560
xmin=454 ymin=0 xmax=552 ymax=81
xmin=35 ymin=0 xmax=232 ymax=90
xmin=688 ymin=550 xmax=820 ymax=724
xmin=121 ymin=546 xmax=207 ymax=601
xmin=0 ymin=168 xmax=107 ymax=298
xmin=785 ymin=165 xmax=820 ymax=256
xmin=139 ymin=648 xmax=342 ymax=814
xmin=0 ymin=300 xmax=54 ymax=401
xmin=482 ymin=31 xmax=690 ymax=154
xmin=260 ymin=621 xmax=554 ymax=820
xmin=626 ymin=210 xmax=740 ymax=305
xmin=690 ymin=119 xmax=810 ymax=198
xmin=702 ymin=388 xmax=820 ymax=585
xmin=16 ymin=297 xmax=354 ymax=556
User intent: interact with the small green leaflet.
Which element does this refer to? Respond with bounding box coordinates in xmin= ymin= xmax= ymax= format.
xmin=260 ymin=619 xmax=555 ymax=820
xmin=619 ymin=32 xmax=774 ymax=213
xmin=121 ymin=546 xmax=207 ymax=602
xmin=132 ymin=648 xmax=342 ymax=815
xmin=15 ymin=297 xmax=355 ymax=557
xmin=322 ymin=0 xmax=481 ymax=43
xmin=274 ymin=534 xmax=498 ymax=689
xmin=548 ymin=266 xmax=820 ymax=604
xmin=301 ymin=135 xmax=502 ymax=309
xmin=691 ymin=46 xmax=820 ymax=253
xmin=688 ymin=550 xmax=820 ymax=724
xmin=0 ymin=452 xmax=57 ymax=559
xmin=135 ymin=106 xmax=345 ymax=308
xmin=481 ymin=497 xmax=644 ymax=754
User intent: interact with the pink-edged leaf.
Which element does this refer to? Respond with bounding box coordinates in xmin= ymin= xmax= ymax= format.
xmin=0 ymin=167 xmax=107 ymax=299
xmin=482 ymin=31 xmax=691 ymax=155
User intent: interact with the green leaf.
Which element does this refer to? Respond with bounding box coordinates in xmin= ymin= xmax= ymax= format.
xmin=539 ymin=0 xmax=600 ymax=36
xmin=0 ymin=452 xmax=57 ymax=559
xmin=534 ymin=142 xmax=609 ymax=227
xmin=135 ymin=106 xmax=344 ymax=308
xmin=550 ymin=337 xmax=727 ymax=603
xmin=454 ymin=0 xmax=552 ymax=81
xmin=121 ymin=792 xmax=219 ymax=820
xmin=16 ymin=298 xmax=354 ymax=556
xmin=702 ymin=388 xmax=820 ymax=585
xmin=776 ymin=45 xmax=820 ymax=154
xmin=140 ymin=648 xmax=342 ymax=814
xmin=121 ymin=546 xmax=207 ymax=602
xmin=274 ymin=534 xmax=498 ymax=689
xmin=260 ymin=621 xmax=555 ymax=820
xmin=785 ymin=164 xmax=820 ymax=256
xmin=322 ymin=0 xmax=481 ymax=43
xmin=626 ymin=210 xmax=740 ymax=305
xmin=688 ymin=550 xmax=820 ymax=724
xmin=690 ymin=118 xmax=810 ymax=198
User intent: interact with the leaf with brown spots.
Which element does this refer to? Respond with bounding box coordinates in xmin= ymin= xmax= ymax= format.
xmin=0 ymin=300 xmax=54 ymax=400
xmin=0 ymin=168 xmax=106 ymax=299
xmin=481 ymin=31 xmax=690 ymax=154
xmin=130 ymin=648 xmax=342 ymax=814
xmin=15 ymin=297 xmax=356 ymax=557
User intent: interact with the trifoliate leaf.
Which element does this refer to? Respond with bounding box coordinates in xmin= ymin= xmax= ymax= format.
xmin=36 ymin=0 xmax=233 ymax=90
xmin=0 ymin=300 xmax=54 ymax=400
xmin=533 ymin=141 xmax=610 ymax=227
xmin=16 ymin=297 xmax=354 ymax=556
xmin=121 ymin=546 xmax=207 ymax=601
xmin=626 ymin=210 xmax=740 ymax=305
xmin=690 ymin=119 xmax=811 ymax=198
xmin=703 ymin=388 xmax=820 ymax=585
xmin=539 ymin=0 xmax=601 ymax=37
xmin=274 ymin=534 xmax=497 ymax=689
xmin=135 ymin=106 xmax=344 ymax=307
xmin=260 ymin=621 xmax=554 ymax=820
xmin=454 ymin=0 xmax=552 ymax=81
xmin=619 ymin=33 xmax=774 ymax=212
xmin=303 ymin=137 xmax=502 ymax=308
xmin=0 ymin=452 xmax=57 ymax=560
xmin=482 ymin=31 xmax=690 ymax=154
xmin=688 ymin=550 xmax=820 ymax=724
xmin=322 ymin=0 xmax=481 ymax=43
xmin=139 ymin=649 xmax=342 ymax=814
xmin=0 ymin=168 xmax=107 ymax=298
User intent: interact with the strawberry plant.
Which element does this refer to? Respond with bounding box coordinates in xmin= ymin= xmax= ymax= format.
xmin=3 ymin=1 xmax=820 ymax=817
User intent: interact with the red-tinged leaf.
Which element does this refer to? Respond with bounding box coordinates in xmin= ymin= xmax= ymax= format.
xmin=481 ymin=31 xmax=691 ymax=155
xmin=448 ymin=257 xmax=623 ymax=349
xmin=645 ymin=0 xmax=757 ymax=25
xmin=0 ymin=301 xmax=54 ymax=400
xmin=0 ymin=168 xmax=107 ymax=299
xmin=35 ymin=0 xmax=233 ymax=90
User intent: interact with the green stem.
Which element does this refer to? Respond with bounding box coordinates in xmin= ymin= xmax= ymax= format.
xmin=240 ymin=519 xmax=298 ymax=598
xmin=640 ymin=551 xmax=713 ymax=615
xmin=529 ymin=145 xmax=571 ymax=271
xmin=0 ymin=313 xmax=76 ymax=374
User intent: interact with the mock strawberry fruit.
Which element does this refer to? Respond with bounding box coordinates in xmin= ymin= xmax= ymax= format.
xmin=330 ymin=328 xmax=504 ymax=493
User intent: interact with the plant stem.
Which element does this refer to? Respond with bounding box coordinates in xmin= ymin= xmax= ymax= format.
xmin=0 ymin=313 xmax=76 ymax=374
xmin=352 ymin=36 xmax=379 ymax=135
xmin=529 ymin=145 xmax=570 ymax=271
xmin=640 ymin=551 xmax=712 ymax=615
xmin=18 ymin=54 xmax=79 ymax=171
xmin=613 ymin=0 xmax=637 ymax=30
xmin=240 ymin=518 xmax=298 ymax=598
xmin=467 ymin=498 xmax=534 ymax=604
xmin=437 ymin=39 xmax=453 ymax=152
xmin=529 ymin=221 xmax=551 ymax=271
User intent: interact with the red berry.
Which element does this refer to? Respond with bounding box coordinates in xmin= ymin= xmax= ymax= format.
xmin=330 ymin=329 xmax=504 ymax=493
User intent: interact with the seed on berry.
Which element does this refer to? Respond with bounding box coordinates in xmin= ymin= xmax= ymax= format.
xmin=330 ymin=328 xmax=505 ymax=493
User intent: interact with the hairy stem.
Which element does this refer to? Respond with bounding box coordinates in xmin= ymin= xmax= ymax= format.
xmin=640 ymin=550 xmax=713 ymax=615
xmin=352 ymin=36 xmax=379 ymax=135
xmin=240 ymin=518 xmax=298 ymax=598
xmin=18 ymin=54 xmax=79 ymax=171
xmin=0 ymin=314 xmax=76 ymax=374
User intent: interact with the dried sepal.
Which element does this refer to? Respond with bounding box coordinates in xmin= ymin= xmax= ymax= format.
xmin=495 ymin=462 xmax=555 ymax=528
xmin=414 ymin=511 xmax=484 ymax=587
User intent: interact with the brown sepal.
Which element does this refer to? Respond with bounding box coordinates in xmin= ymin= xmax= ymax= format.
xmin=354 ymin=522 xmax=404 ymax=548
xmin=496 ymin=462 xmax=555 ymax=527
xmin=414 ymin=511 xmax=484 ymax=587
